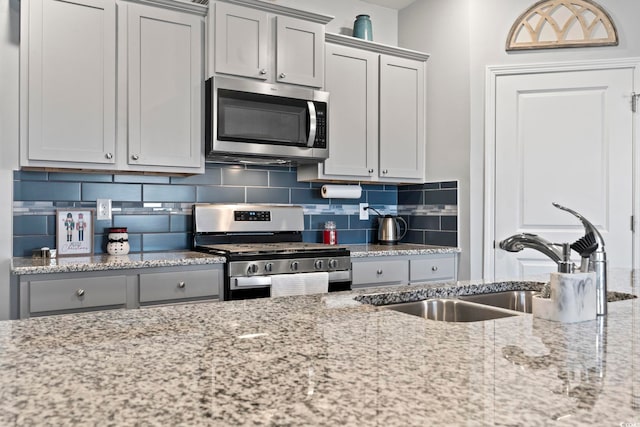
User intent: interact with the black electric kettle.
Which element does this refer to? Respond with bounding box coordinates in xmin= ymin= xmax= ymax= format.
xmin=366 ymin=207 xmax=408 ymax=245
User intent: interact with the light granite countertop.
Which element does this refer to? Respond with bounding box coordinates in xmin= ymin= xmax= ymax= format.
xmin=10 ymin=244 xmax=458 ymax=275
xmin=0 ymin=269 xmax=638 ymax=426
xmin=11 ymin=251 xmax=226 ymax=275
xmin=347 ymin=243 xmax=460 ymax=257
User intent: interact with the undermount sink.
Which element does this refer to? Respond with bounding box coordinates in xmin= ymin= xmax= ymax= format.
xmin=459 ymin=290 xmax=535 ymax=313
xmin=459 ymin=290 xmax=637 ymax=314
xmin=379 ymin=290 xmax=637 ymax=323
xmin=382 ymin=298 xmax=521 ymax=322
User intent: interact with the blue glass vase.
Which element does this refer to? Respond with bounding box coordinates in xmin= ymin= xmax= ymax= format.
xmin=353 ymin=14 xmax=373 ymax=41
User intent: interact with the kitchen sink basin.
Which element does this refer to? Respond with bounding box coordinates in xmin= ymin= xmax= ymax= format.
xmin=459 ymin=290 xmax=637 ymax=313
xmin=382 ymin=298 xmax=521 ymax=322
xmin=459 ymin=290 xmax=536 ymax=313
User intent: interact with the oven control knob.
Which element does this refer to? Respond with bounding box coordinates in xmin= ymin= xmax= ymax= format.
xmin=247 ymin=264 xmax=259 ymax=274
xmin=314 ymin=259 xmax=324 ymax=270
xmin=329 ymin=259 xmax=339 ymax=269
xmin=290 ymin=261 xmax=299 ymax=271
xmin=264 ymin=263 xmax=273 ymax=272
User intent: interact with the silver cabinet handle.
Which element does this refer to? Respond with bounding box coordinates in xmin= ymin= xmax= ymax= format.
xmin=177 ymin=281 xmax=186 ymax=289
xmin=105 ymin=153 xmax=113 ymax=160
xmin=431 ymin=266 xmax=438 ymax=272
xmin=76 ymin=289 xmax=85 ymax=297
xmin=368 ymin=168 xmax=374 ymax=174
xmin=376 ymin=269 xmax=383 ymax=275
xmin=279 ymin=72 xmax=286 ymax=79
xmin=382 ymin=169 xmax=388 ymax=174
xmin=259 ymin=69 xmax=267 ymax=75
xmin=131 ymin=154 xmax=139 ymax=161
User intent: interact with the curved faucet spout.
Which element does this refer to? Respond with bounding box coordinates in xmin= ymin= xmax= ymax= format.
xmin=499 ymin=233 xmax=563 ymax=264
xmin=552 ymin=202 xmax=605 ymax=252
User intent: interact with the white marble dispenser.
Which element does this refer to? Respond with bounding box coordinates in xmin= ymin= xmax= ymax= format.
xmin=532 ymin=271 xmax=597 ymax=323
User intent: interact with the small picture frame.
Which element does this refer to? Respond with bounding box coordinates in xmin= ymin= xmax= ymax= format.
xmin=56 ymin=209 xmax=94 ymax=256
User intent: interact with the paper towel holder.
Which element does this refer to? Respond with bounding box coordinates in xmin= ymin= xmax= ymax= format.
xmin=320 ymin=184 xmax=362 ymax=199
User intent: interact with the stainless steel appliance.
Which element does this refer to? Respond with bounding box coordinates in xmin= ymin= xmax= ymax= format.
xmin=192 ymin=204 xmax=351 ymax=301
xmin=205 ymin=76 xmax=329 ymax=165
xmin=365 ymin=207 xmax=408 ymax=245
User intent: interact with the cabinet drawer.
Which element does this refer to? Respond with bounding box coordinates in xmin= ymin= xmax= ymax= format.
xmin=352 ymin=259 xmax=408 ymax=286
xmin=30 ymin=276 xmax=127 ymax=314
xmin=139 ymin=269 xmax=220 ymax=303
xmin=409 ymin=255 xmax=456 ymax=282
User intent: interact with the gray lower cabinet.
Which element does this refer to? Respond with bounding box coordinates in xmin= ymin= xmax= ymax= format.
xmin=29 ymin=275 xmax=128 ymax=315
xmin=351 ymin=254 xmax=457 ymax=289
xmin=18 ymin=265 xmax=222 ymax=318
xmin=139 ymin=268 xmax=221 ymax=305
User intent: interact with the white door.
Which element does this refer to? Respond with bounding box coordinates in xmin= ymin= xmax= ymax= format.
xmin=493 ymin=67 xmax=634 ymax=279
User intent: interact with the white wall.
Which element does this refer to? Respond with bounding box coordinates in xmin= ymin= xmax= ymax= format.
xmin=265 ymin=0 xmax=398 ymax=45
xmin=0 ymin=0 xmax=19 ymax=320
xmin=399 ymin=0 xmax=640 ymax=280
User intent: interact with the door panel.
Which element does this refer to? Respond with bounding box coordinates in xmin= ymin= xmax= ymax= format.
xmin=494 ymin=68 xmax=633 ymax=279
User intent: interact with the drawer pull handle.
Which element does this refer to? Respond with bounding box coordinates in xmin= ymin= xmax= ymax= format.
xmin=177 ymin=281 xmax=186 ymax=289
xmin=431 ymin=266 xmax=438 ymax=272
xmin=376 ymin=269 xmax=383 ymax=275
xmin=76 ymin=289 xmax=85 ymax=297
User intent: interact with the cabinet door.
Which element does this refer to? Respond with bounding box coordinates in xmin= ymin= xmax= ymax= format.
xmin=29 ymin=275 xmax=127 ymax=315
xmin=214 ymin=2 xmax=268 ymax=80
xmin=127 ymin=4 xmax=203 ymax=169
xmin=379 ymin=55 xmax=425 ymax=180
xmin=322 ymin=44 xmax=378 ymax=178
xmin=24 ymin=0 xmax=116 ymax=165
xmin=351 ymin=258 xmax=408 ymax=288
xmin=409 ymin=255 xmax=457 ymax=283
xmin=139 ymin=268 xmax=221 ymax=304
xmin=275 ymin=16 xmax=323 ymax=87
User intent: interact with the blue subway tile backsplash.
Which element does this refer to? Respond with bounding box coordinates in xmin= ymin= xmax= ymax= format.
xmin=12 ymin=166 xmax=458 ymax=256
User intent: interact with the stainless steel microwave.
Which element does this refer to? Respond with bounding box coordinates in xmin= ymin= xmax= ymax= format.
xmin=205 ymin=76 xmax=329 ymax=164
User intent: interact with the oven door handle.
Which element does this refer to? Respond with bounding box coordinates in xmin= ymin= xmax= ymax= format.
xmin=233 ymin=276 xmax=272 ymax=288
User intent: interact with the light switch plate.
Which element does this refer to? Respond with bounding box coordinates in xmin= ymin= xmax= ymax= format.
xmin=96 ymin=199 xmax=112 ymax=220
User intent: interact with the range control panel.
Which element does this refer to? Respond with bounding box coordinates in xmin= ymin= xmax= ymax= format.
xmin=234 ymin=210 xmax=271 ymax=222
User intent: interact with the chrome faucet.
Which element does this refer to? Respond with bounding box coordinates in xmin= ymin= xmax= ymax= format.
xmin=552 ymin=202 xmax=607 ymax=315
xmin=499 ymin=233 xmax=574 ymax=273
xmin=499 ymin=202 xmax=607 ymax=316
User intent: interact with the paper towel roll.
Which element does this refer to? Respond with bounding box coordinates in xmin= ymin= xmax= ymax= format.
xmin=321 ymin=185 xmax=362 ymax=199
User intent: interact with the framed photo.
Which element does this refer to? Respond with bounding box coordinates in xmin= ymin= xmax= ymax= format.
xmin=56 ymin=209 xmax=94 ymax=256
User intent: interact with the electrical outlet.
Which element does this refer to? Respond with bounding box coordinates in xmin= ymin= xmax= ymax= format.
xmin=359 ymin=203 xmax=369 ymax=220
xmin=96 ymin=199 xmax=112 ymax=220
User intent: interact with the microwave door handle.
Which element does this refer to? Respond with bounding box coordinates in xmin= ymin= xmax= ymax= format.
xmin=306 ymin=101 xmax=317 ymax=148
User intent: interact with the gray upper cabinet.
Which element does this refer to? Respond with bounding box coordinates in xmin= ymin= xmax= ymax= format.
xmin=21 ymin=0 xmax=117 ymax=166
xmin=298 ymin=34 xmax=429 ymax=184
xmin=211 ymin=1 xmax=328 ymax=88
xmin=20 ymin=0 xmax=206 ymax=174
xmin=213 ymin=2 xmax=268 ymax=81
xmin=124 ymin=3 xmax=203 ymax=171
xmin=321 ymin=43 xmax=379 ymax=177
xmin=379 ymin=54 xmax=425 ymax=180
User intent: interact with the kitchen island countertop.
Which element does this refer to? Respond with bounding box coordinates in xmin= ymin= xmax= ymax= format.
xmin=0 ymin=269 xmax=638 ymax=426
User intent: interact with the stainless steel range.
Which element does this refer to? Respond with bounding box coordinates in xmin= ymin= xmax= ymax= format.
xmin=192 ymin=204 xmax=351 ymax=300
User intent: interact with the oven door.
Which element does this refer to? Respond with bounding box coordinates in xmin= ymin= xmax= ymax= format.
xmin=226 ymin=271 xmax=351 ymax=301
